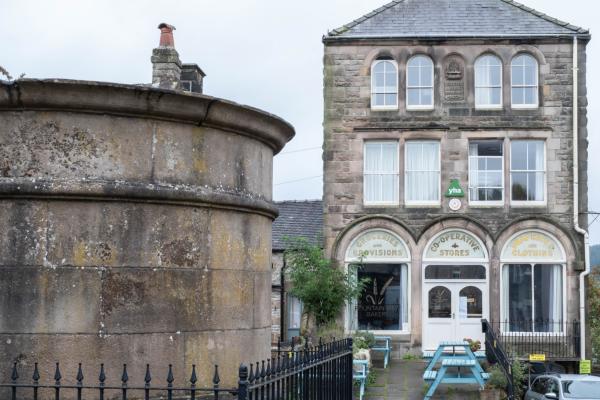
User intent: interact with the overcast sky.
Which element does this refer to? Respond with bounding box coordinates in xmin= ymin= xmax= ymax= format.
xmin=1 ymin=0 xmax=598 ymax=244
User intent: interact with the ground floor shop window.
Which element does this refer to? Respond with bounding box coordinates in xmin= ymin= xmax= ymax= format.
xmin=502 ymin=263 xmax=563 ymax=332
xmin=356 ymin=263 xmax=408 ymax=331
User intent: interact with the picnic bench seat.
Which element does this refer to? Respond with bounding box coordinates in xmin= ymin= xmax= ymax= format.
xmin=353 ymin=359 xmax=369 ymax=400
xmin=371 ymin=336 xmax=392 ymax=368
xmin=422 ymin=350 xmax=486 ymax=359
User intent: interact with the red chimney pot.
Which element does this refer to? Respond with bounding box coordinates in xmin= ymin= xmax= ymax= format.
xmin=157 ymin=23 xmax=176 ymax=48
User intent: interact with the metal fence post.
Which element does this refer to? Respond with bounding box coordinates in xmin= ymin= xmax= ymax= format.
xmin=237 ymin=364 xmax=249 ymax=400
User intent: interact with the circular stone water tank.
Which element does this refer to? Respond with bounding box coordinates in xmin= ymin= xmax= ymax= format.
xmin=0 ymin=79 xmax=294 ymax=387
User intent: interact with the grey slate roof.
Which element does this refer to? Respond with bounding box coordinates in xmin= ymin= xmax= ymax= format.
xmin=326 ymin=0 xmax=589 ymax=40
xmin=272 ymin=200 xmax=323 ymax=251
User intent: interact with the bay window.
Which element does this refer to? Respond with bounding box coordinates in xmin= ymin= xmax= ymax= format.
xmin=364 ymin=141 xmax=399 ymax=205
xmin=371 ymin=59 xmax=398 ymax=110
xmin=510 ymin=140 xmax=545 ymax=204
xmin=468 ymin=140 xmax=504 ymax=204
xmin=405 ymin=141 xmax=440 ymax=205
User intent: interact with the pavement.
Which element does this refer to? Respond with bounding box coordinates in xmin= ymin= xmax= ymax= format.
xmin=354 ymin=359 xmax=482 ymax=400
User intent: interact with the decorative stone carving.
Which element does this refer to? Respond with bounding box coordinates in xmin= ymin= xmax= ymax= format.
xmin=444 ymin=56 xmax=465 ymax=103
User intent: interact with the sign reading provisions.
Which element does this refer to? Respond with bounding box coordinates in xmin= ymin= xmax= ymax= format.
xmin=445 ymin=179 xmax=465 ymax=197
xmin=529 ymin=354 xmax=546 ymax=362
xmin=579 ymin=359 xmax=591 ymax=374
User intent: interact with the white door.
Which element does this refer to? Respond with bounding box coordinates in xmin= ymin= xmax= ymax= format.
xmin=423 ymin=282 xmax=487 ymax=350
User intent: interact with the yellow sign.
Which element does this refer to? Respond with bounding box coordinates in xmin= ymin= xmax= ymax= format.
xmin=529 ymin=354 xmax=546 ymax=362
xmin=579 ymin=360 xmax=591 ymax=374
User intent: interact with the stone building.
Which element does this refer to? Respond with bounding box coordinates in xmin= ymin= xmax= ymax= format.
xmin=322 ymin=0 xmax=591 ymax=360
xmin=271 ymin=200 xmax=322 ymax=346
xmin=0 ymin=24 xmax=293 ymax=388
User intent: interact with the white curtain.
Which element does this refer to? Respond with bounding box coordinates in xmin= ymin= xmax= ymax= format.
xmin=406 ymin=142 xmax=439 ymax=202
xmin=548 ymin=264 xmax=563 ymax=332
xmin=533 ymin=141 xmax=545 ymax=201
xmin=502 ymin=265 xmax=510 ymax=327
xmin=365 ymin=142 xmax=397 ymax=203
xmin=401 ymin=264 xmax=409 ymax=328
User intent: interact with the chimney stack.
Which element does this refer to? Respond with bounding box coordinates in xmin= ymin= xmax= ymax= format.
xmin=151 ymin=23 xmax=182 ymax=90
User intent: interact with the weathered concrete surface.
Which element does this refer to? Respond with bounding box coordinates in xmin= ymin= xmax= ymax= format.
xmin=0 ymin=79 xmax=294 ymax=389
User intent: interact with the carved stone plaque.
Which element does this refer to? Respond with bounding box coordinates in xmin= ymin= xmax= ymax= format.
xmin=444 ymin=56 xmax=465 ymax=103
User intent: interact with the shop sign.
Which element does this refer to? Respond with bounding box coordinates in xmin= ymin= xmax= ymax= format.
xmin=425 ymin=230 xmax=485 ymax=259
xmin=579 ymin=359 xmax=591 ymax=374
xmin=501 ymin=231 xmax=563 ymax=261
xmin=347 ymin=230 xmax=409 ymax=261
xmin=529 ymin=354 xmax=546 ymax=362
xmin=445 ymin=179 xmax=465 ymax=197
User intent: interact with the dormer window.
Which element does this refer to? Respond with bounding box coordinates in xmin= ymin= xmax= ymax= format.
xmin=406 ymin=55 xmax=434 ymax=110
xmin=511 ymin=54 xmax=539 ymax=108
xmin=371 ymin=59 xmax=398 ymax=110
xmin=475 ymin=55 xmax=502 ymax=109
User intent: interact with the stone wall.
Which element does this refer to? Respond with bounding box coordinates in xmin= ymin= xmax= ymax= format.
xmin=0 ymin=79 xmax=294 ymax=388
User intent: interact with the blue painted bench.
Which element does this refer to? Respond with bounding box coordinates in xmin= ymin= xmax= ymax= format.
xmin=353 ymin=359 xmax=369 ymax=400
xmin=371 ymin=336 xmax=392 ymax=368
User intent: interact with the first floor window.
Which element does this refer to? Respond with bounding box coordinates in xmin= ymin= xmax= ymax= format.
xmin=356 ymin=264 xmax=408 ymax=331
xmin=364 ymin=141 xmax=399 ymax=204
xmin=475 ymin=54 xmax=502 ymax=108
xmin=405 ymin=141 xmax=440 ymax=204
xmin=510 ymin=140 xmax=545 ymax=203
xmin=469 ymin=140 xmax=504 ymax=203
xmin=371 ymin=59 xmax=398 ymax=109
xmin=502 ymin=264 xmax=563 ymax=332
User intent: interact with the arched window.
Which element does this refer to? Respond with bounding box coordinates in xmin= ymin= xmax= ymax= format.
xmin=500 ymin=230 xmax=566 ymax=333
xmin=371 ymin=59 xmax=398 ymax=110
xmin=475 ymin=55 xmax=502 ymax=108
xmin=511 ymin=54 xmax=538 ymax=108
xmin=406 ymin=55 xmax=434 ymax=109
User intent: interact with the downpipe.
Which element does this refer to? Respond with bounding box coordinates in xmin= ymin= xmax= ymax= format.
xmin=572 ymin=36 xmax=591 ymax=360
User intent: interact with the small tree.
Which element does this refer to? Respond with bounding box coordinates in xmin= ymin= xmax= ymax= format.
xmin=284 ymin=238 xmax=368 ymax=336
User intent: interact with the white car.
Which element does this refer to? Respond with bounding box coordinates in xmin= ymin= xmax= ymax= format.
xmin=524 ymin=374 xmax=600 ymax=400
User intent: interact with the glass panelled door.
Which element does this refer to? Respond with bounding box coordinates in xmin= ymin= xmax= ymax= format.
xmin=423 ymin=281 xmax=487 ymax=350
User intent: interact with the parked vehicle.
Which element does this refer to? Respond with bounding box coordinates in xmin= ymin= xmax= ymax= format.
xmin=524 ymin=374 xmax=600 ymax=399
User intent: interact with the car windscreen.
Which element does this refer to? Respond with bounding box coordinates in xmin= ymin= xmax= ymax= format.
xmin=562 ymin=380 xmax=600 ymax=398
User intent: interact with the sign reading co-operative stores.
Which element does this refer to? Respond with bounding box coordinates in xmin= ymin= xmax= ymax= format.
xmin=425 ymin=230 xmax=486 ymax=259
xmin=346 ymin=230 xmax=409 ymax=262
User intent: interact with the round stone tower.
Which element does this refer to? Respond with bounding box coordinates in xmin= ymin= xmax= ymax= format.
xmin=0 ymin=79 xmax=294 ymax=387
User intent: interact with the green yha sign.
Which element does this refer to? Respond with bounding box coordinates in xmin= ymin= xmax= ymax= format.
xmin=445 ymin=179 xmax=465 ymax=197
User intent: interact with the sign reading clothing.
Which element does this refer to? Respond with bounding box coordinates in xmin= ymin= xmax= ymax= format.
xmin=426 ymin=231 xmax=485 ymax=259
xmin=501 ymin=231 xmax=563 ymax=261
xmin=347 ymin=230 xmax=409 ymax=261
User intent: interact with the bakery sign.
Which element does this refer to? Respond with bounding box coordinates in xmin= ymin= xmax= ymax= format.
xmin=347 ymin=230 xmax=409 ymax=261
xmin=425 ymin=230 xmax=486 ymax=259
xmin=501 ymin=231 xmax=564 ymax=261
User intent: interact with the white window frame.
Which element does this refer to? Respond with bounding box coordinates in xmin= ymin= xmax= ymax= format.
xmin=363 ymin=141 xmax=399 ymax=206
xmin=406 ymin=55 xmax=434 ymax=111
xmin=475 ymin=54 xmax=503 ymax=110
xmin=509 ymin=140 xmax=547 ymax=207
xmin=511 ymin=54 xmax=539 ymax=109
xmin=468 ymin=140 xmax=504 ymax=207
xmin=371 ymin=59 xmax=399 ymax=111
xmin=499 ymin=263 xmax=566 ymax=336
xmin=404 ymin=140 xmax=441 ymax=207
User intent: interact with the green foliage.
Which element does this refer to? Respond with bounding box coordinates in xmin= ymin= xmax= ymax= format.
xmin=486 ymin=364 xmax=508 ymax=390
xmin=315 ymin=322 xmax=345 ymax=342
xmin=352 ymin=331 xmax=376 ymax=352
xmin=463 ymin=337 xmax=481 ymax=352
xmin=589 ymin=269 xmax=600 ymax=364
xmin=511 ymin=360 xmax=526 ymax=400
xmin=402 ymin=353 xmax=421 ymax=360
xmin=284 ymin=238 xmax=369 ymax=326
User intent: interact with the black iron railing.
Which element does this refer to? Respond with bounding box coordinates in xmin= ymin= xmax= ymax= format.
xmin=487 ymin=320 xmax=580 ymax=360
xmin=1 ymin=338 xmax=353 ymax=400
xmin=482 ymin=319 xmax=515 ymax=400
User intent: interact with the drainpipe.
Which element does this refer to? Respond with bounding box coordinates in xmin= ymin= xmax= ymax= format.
xmin=572 ymin=36 xmax=591 ymax=360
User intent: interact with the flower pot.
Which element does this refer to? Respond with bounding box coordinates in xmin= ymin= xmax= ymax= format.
xmin=480 ymin=388 xmax=505 ymax=400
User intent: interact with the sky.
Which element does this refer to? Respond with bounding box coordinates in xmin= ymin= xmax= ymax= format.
xmin=1 ymin=0 xmax=598 ymax=244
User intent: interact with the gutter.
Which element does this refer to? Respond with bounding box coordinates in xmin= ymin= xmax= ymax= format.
xmin=572 ymin=36 xmax=591 ymax=360
xmin=323 ymin=33 xmax=591 ymax=44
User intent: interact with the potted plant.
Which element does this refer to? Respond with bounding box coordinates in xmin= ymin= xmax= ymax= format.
xmin=464 ymin=337 xmax=482 ymax=353
xmin=480 ymin=364 xmax=507 ymax=400
xmin=352 ymin=331 xmax=376 ymax=366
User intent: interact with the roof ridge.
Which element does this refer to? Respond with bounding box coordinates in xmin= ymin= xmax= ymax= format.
xmin=275 ymin=199 xmax=322 ymax=204
xmin=328 ymin=0 xmax=405 ymax=36
xmin=499 ymin=0 xmax=588 ymax=34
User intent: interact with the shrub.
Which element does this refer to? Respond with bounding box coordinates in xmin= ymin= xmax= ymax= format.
xmin=486 ymin=364 xmax=508 ymax=390
xmin=353 ymin=331 xmax=376 ymax=350
xmin=588 ymin=269 xmax=600 ymax=365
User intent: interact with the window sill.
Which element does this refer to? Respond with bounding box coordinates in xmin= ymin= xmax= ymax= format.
xmin=364 ymin=202 xmax=399 ymax=207
xmin=407 ymin=106 xmax=434 ymax=111
xmin=475 ymin=106 xmax=503 ymax=110
xmin=511 ymin=104 xmax=539 ymax=110
xmin=510 ymin=201 xmax=547 ymax=208
xmin=405 ymin=202 xmax=441 ymax=208
xmin=371 ymin=106 xmax=399 ymax=111
xmin=469 ymin=201 xmax=504 ymax=208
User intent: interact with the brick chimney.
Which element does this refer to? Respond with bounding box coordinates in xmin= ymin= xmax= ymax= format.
xmin=151 ymin=23 xmax=182 ymax=90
